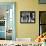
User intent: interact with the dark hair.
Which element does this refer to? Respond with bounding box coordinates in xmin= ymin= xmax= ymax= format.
xmin=44 ymin=39 xmax=46 ymax=42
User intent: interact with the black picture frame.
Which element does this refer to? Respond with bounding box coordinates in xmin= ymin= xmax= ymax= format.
xmin=20 ymin=11 xmax=35 ymax=23
xmin=39 ymin=0 xmax=46 ymax=4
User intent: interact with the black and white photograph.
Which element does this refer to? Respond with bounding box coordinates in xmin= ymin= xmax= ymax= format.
xmin=20 ymin=11 xmax=35 ymax=23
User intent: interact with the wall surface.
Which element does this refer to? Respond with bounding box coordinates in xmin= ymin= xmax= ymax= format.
xmin=0 ymin=0 xmax=46 ymax=40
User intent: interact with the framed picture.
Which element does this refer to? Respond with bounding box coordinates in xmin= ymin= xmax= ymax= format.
xmin=39 ymin=0 xmax=46 ymax=4
xmin=20 ymin=11 xmax=35 ymax=23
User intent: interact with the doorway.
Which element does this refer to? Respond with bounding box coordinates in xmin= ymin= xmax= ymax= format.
xmin=39 ymin=11 xmax=46 ymax=35
xmin=0 ymin=2 xmax=16 ymax=40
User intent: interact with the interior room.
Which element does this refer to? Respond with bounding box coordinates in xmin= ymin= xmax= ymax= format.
xmin=0 ymin=0 xmax=46 ymax=45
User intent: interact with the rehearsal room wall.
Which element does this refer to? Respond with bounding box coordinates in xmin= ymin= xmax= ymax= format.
xmin=0 ymin=0 xmax=46 ymax=40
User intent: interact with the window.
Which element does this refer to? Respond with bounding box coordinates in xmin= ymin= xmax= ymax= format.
xmin=39 ymin=11 xmax=46 ymax=35
xmin=0 ymin=2 xmax=16 ymax=40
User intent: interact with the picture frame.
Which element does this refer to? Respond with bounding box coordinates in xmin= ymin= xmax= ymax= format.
xmin=39 ymin=0 xmax=46 ymax=4
xmin=20 ymin=11 xmax=35 ymax=23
